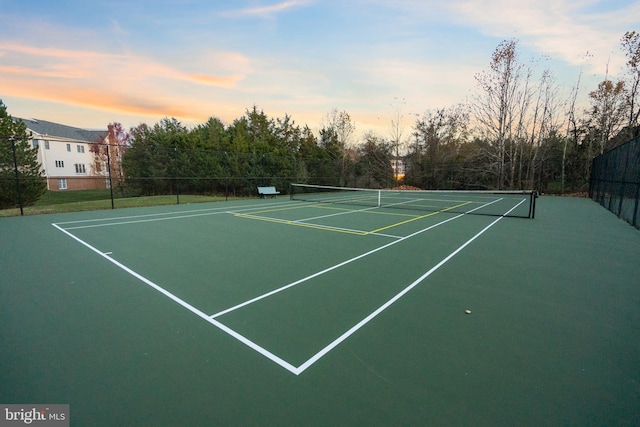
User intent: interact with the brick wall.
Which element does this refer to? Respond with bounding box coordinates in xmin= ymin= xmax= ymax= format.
xmin=47 ymin=177 xmax=108 ymax=191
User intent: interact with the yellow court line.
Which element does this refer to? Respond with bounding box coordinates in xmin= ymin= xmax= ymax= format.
xmin=239 ymin=203 xmax=317 ymax=216
xmin=236 ymin=200 xmax=472 ymax=236
xmin=248 ymin=200 xmax=416 ymax=218
xmin=240 ymin=202 xmax=379 ymax=216
xmin=319 ymin=204 xmax=417 ymax=217
xmin=233 ymin=213 xmax=367 ymax=235
xmin=367 ymin=201 xmax=472 ymax=234
xmin=244 ymin=202 xmax=415 ymax=218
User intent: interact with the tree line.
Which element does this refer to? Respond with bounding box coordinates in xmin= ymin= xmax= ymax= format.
xmin=116 ymin=31 xmax=640 ymax=196
xmin=115 ymin=107 xmax=394 ymax=197
xmin=407 ymin=32 xmax=640 ymax=193
xmin=2 ymin=31 xmax=640 ymax=209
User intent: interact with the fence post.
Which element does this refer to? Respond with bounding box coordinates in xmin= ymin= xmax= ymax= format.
xmin=106 ymin=142 xmax=115 ymax=209
xmin=618 ymin=143 xmax=632 ymax=217
xmin=633 ymin=182 xmax=640 ymax=228
xmin=10 ymin=136 xmax=24 ymax=216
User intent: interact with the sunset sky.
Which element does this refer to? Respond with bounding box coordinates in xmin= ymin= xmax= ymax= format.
xmin=1 ymin=0 xmax=638 ymax=138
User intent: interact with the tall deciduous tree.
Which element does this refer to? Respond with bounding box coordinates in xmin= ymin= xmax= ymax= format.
xmin=0 ymin=100 xmax=46 ymax=209
xmin=388 ymin=97 xmax=408 ymax=180
xmin=586 ymin=79 xmax=627 ymax=155
xmin=621 ymin=30 xmax=640 ymax=136
xmin=323 ymin=108 xmax=355 ymax=150
xmin=319 ymin=108 xmax=355 ymax=186
xmin=90 ymin=122 xmax=130 ymax=185
xmin=357 ymin=132 xmax=394 ymax=188
xmin=526 ymin=69 xmax=564 ymax=187
xmin=408 ymin=105 xmax=469 ymax=189
xmin=563 ymin=60 xmax=585 ymax=193
xmin=472 ymin=39 xmax=527 ymax=189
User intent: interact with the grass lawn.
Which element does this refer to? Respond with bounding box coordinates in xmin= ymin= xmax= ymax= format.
xmin=35 ymin=189 xmax=119 ymax=205
xmin=0 ymin=190 xmax=234 ymax=217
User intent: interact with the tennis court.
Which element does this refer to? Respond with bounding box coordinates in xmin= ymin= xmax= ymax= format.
xmin=1 ymin=190 xmax=639 ymax=425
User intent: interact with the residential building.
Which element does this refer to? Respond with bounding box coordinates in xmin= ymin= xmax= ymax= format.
xmin=17 ymin=118 xmax=108 ymax=191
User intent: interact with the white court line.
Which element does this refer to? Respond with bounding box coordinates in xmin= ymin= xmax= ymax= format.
xmin=52 ymin=195 xmax=525 ymax=375
xmin=51 ymin=223 xmax=300 ymax=375
xmin=209 ymin=213 xmax=467 ymax=319
xmin=57 ymin=200 xmax=299 ymax=230
xmin=55 ymin=198 xmax=296 ymax=224
xmin=62 ymin=210 xmax=237 ymax=230
xmin=209 ymin=197 xmax=505 ymax=320
xmin=234 ymin=212 xmax=403 ymax=238
xmin=53 ymin=201 xmax=260 ymax=225
xmin=292 ymin=204 xmax=379 ymax=222
xmin=296 ymin=198 xmax=527 ymax=374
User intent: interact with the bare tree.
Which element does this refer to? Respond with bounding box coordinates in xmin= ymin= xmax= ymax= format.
xmin=586 ymin=79 xmax=627 ymax=154
xmin=527 ymin=69 xmax=564 ymax=187
xmin=409 ymin=105 xmax=470 ymax=189
xmin=563 ymin=61 xmax=585 ymax=193
xmin=621 ymin=31 xmax=640 ymax=136
xmin=91 ymin=122 xmax=130 ymax=185
xmin=322 ymin=108 xmax=355 ymax=149
xmin=320 ymin=108 xmax=356 ymax=186
xmin=512 ymin=61 xmax=536 ymax=188
xmin=388 ymin=97 xmax=408 ymax=180
xmin=471 ymin=39 xmax=528 ymax=189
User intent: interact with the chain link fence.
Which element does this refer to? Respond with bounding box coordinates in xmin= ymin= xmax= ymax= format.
xmin=590 ymin=136 xmax=640 ymax=229
xmin=2 ymin=143 xmax=591 ymax=216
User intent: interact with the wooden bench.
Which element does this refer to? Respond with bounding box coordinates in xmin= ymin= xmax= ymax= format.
xmin=257 ymin=186 xmax=280 ymax=198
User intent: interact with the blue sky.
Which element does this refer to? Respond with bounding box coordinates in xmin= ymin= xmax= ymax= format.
xmin=1 ymin=0 xmax=638 ymax=138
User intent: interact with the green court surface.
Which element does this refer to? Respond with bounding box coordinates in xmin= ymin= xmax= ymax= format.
xmin=1 ymin=195 xmax=639 ymax=425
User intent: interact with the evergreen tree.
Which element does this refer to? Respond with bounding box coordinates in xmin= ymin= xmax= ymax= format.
xmin=0 ymin=100 xmax=46 ymax=209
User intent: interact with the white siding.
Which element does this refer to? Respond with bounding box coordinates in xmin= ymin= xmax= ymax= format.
xmin=34 ymin=136 xmax=95 ymax=179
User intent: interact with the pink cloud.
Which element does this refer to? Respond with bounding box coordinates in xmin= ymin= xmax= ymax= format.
xmin=222 ymin=0 xmax=309 ymax=17
xmin=0 ymin=42 xmax=250 ymax=121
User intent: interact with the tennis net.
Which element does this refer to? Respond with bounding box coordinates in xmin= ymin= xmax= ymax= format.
xmin=290 ymin=183 xmax=538 ymax=218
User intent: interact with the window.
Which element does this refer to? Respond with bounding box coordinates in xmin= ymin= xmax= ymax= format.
xmin=74 ymin=164 xmax=86 ymax=174
xmin=55 ymin=160 xmax=64 ymax=168
xmin=32 ymin=140 xmax=39 ymax=149
xmin=59 ymin=179 xmax=67 ymax=190
xmin=66 ymin=144 xmax=71 ymax=152
xmin=77 ymin=145 xmax=85 ymax=153
xmin=45 ymin=140 xmax=50 ymax=150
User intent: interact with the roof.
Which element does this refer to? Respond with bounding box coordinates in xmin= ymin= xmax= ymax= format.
xmin=16 ymin=118 xmax=107 ymax=143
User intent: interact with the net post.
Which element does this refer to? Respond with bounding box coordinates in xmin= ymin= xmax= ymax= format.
xmin=529 ymin=190 xmax=537 ymax=219
xmin=377 ymin=190 xmax=381 ymax=207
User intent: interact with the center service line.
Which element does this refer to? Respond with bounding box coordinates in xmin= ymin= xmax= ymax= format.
xmin=210 ymin=198 xmax=504 ymax=320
